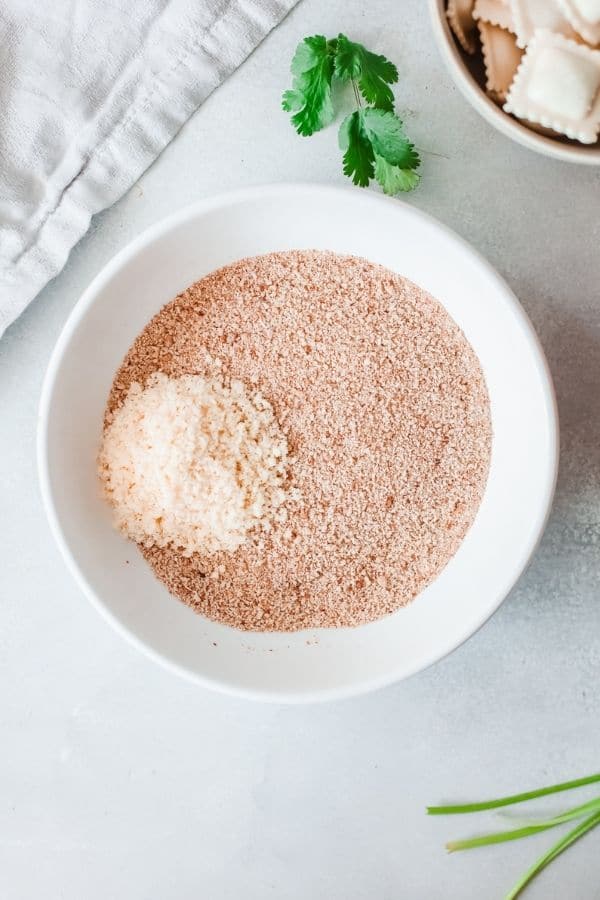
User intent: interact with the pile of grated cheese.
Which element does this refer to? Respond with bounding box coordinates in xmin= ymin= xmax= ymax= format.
xmin=98 ymin=372 xmax=291 ymax=556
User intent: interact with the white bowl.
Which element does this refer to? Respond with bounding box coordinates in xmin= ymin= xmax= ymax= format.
xmin=38 ymin=183 xmax=558 ymax=702
xmin=429 ymin=0 xmax=600 ymax=165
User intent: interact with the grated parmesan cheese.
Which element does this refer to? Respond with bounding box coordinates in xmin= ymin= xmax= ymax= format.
xmin=98 ymin=372 xmax=291 ymax=556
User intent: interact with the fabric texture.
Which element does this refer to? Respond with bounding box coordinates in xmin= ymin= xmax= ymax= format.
xmin=0 ymin=0 xmax=297 ymax=336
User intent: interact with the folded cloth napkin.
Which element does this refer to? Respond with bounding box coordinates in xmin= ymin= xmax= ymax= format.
xmin=0 ymin=0 xmax=297 ymax=337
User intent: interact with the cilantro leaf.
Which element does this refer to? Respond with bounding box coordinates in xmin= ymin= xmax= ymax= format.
xmin=374 ymin=155 xmax=420 ymax=194
xmin=282 ymin=35 xmax=337 ymax=136
xmin=361 ymin=108 xmax=420 ymax=169
xmin=334 ymin=34 xmax=398 ymax=111
xmin=339 ymin=111 xmax=374 ymax=187
xmin=332 ymin=33 xmax=362 ymax=80
xmin=283 ymin=32 xmax=420 ymax=194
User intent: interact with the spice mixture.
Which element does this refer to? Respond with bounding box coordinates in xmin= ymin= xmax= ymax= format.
xmin=105 ymin=250 xmax=491 ymax=632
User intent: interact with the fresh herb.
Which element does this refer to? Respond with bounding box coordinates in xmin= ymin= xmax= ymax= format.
xmin=505 ymin=811 xmax=600 ymax=900
xmin=429 ymin=772 xmax=600 ymax=898
xmin=334 ymin=34 xmax=397 ymax=110
xmin=281 ymin=35 xmax=337 ymax=137
xmin=428 ymin=772 xmax=600 ymax=815
xmin=282 ymin=34 xmax=420 ymax=194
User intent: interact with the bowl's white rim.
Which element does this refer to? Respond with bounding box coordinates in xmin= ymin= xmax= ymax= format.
xmin=428 ymin=0 xmax=600 ymax=165
xmin=37 ymin=182 xmax=560 ymax=703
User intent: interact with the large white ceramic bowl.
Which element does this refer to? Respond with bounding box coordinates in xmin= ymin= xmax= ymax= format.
xmin=429 ymin=0 xmax=600 ymax=165
xmin=38 ymin=183 xmax=558 ymax=702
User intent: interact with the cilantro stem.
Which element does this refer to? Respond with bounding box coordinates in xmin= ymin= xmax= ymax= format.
xmin=446 ymin=796 xmax=600 ymax=852
xmin=417 ymin=147 xmax=450 ymax=160
xmin=504 ymin=809 xmax=600 ymax=900
xmin=351 ymin=79 xmax=362 ymax=108
xmin=427 ymin=773 xmax=600 ymax=815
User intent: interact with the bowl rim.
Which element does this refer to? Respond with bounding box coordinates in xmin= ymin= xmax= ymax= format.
xmin=37 ymin=182 xmax=560 ymax=702
xmin=429 ymin=0 xmax=600 ymax=165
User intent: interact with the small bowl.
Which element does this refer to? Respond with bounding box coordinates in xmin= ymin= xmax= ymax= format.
xmin=429 ymin=0 xmax=600 ymax=165
xmin=38 ymin=183 xmax=558 ymax=702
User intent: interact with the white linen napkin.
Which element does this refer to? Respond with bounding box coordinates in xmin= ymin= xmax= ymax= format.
xmin=0 ymin=0 xmax=297 ymax=337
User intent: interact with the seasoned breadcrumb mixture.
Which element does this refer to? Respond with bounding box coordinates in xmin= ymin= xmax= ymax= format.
xmin=106 ymin=250 xmax=491 ymax=632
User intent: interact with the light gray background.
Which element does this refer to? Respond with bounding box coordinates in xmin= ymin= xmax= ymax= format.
xmin=1 ymin=1 xmax=599 ymax=897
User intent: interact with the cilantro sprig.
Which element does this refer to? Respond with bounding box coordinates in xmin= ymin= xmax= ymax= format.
xmin=282 ymin=34 xmax=420 ymax=194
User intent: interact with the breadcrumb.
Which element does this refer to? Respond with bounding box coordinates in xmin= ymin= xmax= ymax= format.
xmin=105 ymin=251 xmax=492 ymax=632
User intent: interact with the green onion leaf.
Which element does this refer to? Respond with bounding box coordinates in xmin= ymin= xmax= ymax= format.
xmin=427 ymin=773 xmax=600 ymax=815
xmin=505 ymin=809 xmax=600 ymax=900
xmin=446 ymin=796 xmax=600 ymax=852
